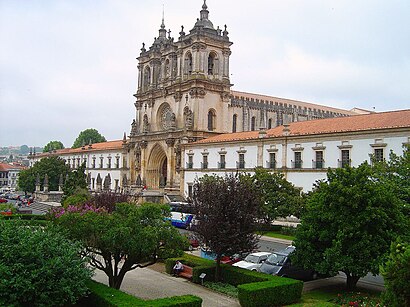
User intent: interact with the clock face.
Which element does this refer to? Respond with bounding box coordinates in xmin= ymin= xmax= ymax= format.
xmin=160 ymin=104 xmax=173 ymax=130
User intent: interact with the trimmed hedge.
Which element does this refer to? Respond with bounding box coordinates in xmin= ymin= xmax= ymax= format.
xmin=221 ymin=265 xmax=270 ymax=286
xmin=238 ymin=277 xmax=303 ymax=307
xmin=78 ymin=280 xmax=202 ymax=307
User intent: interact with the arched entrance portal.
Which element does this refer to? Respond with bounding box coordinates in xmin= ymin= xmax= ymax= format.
xmin=146 ymin=144 xmax=168 ymax=189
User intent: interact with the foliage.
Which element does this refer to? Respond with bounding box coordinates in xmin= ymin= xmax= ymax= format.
xmin=221 ymin=264 xmax=270 ymax=286
xmin=63 ymin=162 xmax=88 ymax=199
xmin=292 ymin=162 xmax=407 ymax=290
xmin=20 ymin=144 xmax=30 ymax=154
xmin=0 ymin=203 xmax=17 ymax=213
xmin=330 ymin=292 xmax=383 ymax=307
xmin=52 ymin=202 xmax=186 ymax=289
xmin=380 ymin=240 xmax=410 ymax=307
xmin=192 ymin=173 xmax=261 ymax=281
xmin=204 ymin=281 xmax=238 ymax=298
xmin=62 ymin=188 xmax=91 ymax=207
xmin=0 ymin=220 xmax=92 ymax=306
xmin=252 ymin=168 xmax=305 ymax=221
xmin=18 ymin=156 xmax=70 ymax=193
xmin=80 ymin=280 xmax=202 ymax=307
xmin=91 ymin=191 xmax=129 ymax=213
xmin=43 ymin=140 xmax=64 ymax=152
xmin=238 ymin=277 xmax=303 ymax=307
xmin=72 ymin=128 xmax=106 ymax=148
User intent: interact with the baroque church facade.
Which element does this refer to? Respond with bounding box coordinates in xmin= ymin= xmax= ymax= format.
xmin=124 ymin=1 xmax=355 ymax=194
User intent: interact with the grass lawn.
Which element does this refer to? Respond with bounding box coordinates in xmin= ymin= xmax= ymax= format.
xmin=256 ymin=230 xmax=295 ymax=241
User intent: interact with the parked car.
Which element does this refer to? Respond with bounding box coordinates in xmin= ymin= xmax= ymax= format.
xmin=258 ymin=246 xmax=317 ymax=280
xmin=0 ymin=198 xmax=8 ymax=203
xmin=232 ymin=251 xmax=272 ymax=271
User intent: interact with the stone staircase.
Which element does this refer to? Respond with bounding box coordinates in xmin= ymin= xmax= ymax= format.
xmin=25 ymin=201 xmax=62 ymax=214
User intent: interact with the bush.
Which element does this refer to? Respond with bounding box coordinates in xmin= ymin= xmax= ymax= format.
xmin=238 ymin=277 xmax=303 ymax=307
xmin=80 ymin=280 xmax=202 ymax=306
xmin=0 ymin=203 xmax=17 ymax=213
xmin=221 ymin=265 xmax=269 ymax=286
xmin=0 ymin=220 xmax=93 ymax=306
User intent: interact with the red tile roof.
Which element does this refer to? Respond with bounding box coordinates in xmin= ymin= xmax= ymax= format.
xmin=33 ymin=140 xmax=124 ymax=158
xmin=194 ymin=109 xmax=410 ymax=144
xmin=0 ymin=163 xmax=25 ymax=171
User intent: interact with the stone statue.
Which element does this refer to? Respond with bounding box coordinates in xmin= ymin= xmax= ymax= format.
xmin=170 ymin=112 xmax=176 ymax=129
xmin=130 ymin=119 xmax=138 ymax=136
xmin=143 ymin=115 xmax=150 ymax=132
xmin=184 ymin=108 xmax=193 ymax=129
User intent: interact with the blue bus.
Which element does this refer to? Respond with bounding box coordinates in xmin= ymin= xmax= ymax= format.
xmin=165 ymin=195 xmax=195 ymax=229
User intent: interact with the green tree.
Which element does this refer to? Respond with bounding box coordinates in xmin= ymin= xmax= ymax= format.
xmin=381 ymin=240 xmax=410 ymax=307
xmin=20 ymin=144 xmax=30 ymax=154
xmin=72 ymin=128 xmax=106 ymax=148
xmin=63 ymin=162 xmax=87 ymax=198
xmin=52 ymin=202 xmax=186 ymax=289
xmin=0 ymin=220 xmax=92 ymax=306
xmin=292 ymin=163 xmax=407 ymax=290
xmin=43 ymin=140 xmax=64 ymax=152
xmin=192 ymin=174 xmax=261 ymax=281
xmin=18 ymin=156 xmax=70 ymax=193
xmin=252 ymin=168 xmax=305 ymax=221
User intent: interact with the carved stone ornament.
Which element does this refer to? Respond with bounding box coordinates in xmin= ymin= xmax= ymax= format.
xmin=220 ymin=92 xmax=231 ymax=102
xmin=184 ymin=107 xmax=194 ymax=130
xmin=174 ymin=91 xmax=183 ymax=102
xmin=166 ymin=138 xmax=175 ymax=147
xmin=189 ymin=88 xmax=206 ymax=98
xmin=140 ymin=140 xmax=148 ymax=149
xmin=143 ymin=115 xmax=150 ymax=133
xmin=174 ymin=145 xmax=181 ymax=171
xmin=130 ymin=119 xmax=138 ymax=136
xmin=160 ymin=104 xmax=176 ymax=130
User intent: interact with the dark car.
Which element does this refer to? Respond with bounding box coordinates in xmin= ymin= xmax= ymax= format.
xmin=258 ymin=246 xmax=317 ymax=281
xmin=0 ymin=198 xmax=8 ymax=203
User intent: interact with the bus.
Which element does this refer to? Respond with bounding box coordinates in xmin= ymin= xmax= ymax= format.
xmin=165 ymin=195 xmax=196 ymax=229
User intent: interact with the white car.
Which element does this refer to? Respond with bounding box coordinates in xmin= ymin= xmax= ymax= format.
xmin=232 ymin=252 xmax=272 ymax=271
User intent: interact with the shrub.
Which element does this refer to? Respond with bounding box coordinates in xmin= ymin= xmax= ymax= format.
xmin=238 ymin=277 xmax=303 ymax=307
xmin=221 ymin=265 xmax=269 ymax=286
xmin=0 ymin=220 xmax=93 ymax=306
xmin=80 ymin=280 xmax=202 ymax=306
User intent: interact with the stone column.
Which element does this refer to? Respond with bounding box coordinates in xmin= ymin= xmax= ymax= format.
xmin=43 ymin=174 xmax=49 ymax=193
xmin=140 ymin=140 xmax=148 ymax=187
xmin=35 ymin=174 xmax=41 ymax=192
xmin=166 ymin=138 xmax=175 ymax=187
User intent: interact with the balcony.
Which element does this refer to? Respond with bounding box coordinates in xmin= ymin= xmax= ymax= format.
xmin=291 ymin=160 xmax=303 ymax=169
xmin=266 ymin=161 xmax=276 ymax=169
xmin=312 ymin=160 xmax=325 ymax=169
xmin=236 ymin=161 xmax=245 ymax=169
xmin=186 ymin=162 xmax=193 ymax=169
xmin=201 ymin=162 xmax=208 ymax=169
xmin=218 ymin=162 xmax=226 ymax=169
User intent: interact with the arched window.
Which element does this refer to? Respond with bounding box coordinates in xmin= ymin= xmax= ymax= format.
xmin=185 ymin=52 xmax=192 ymax=75
xmin=208 ymin=109 xmax=216 ymax=131
xmin=164 ymin=59 xmax=170 ymax=78
xmin=232 ymin=114 xmax=237 ymax=132
xmin=251 ymin=116 xmax=256 ymax=131
xmin=268 ymin=118 xmax=272 ymax=129
xmin=208 ymin=53 xmax=215 ymax=75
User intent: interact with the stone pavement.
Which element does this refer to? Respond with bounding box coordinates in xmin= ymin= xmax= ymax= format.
xmin=93 ymin=266 xmax=240 ymax=307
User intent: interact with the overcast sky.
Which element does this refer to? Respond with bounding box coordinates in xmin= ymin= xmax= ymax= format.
xmin=1 ymin=0 xmax=409 ymax=147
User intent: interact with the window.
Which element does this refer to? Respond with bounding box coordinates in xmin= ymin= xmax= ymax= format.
xmin=341 ymin=150 xmax=350 ymax=167
xmin=187 ymin=184 xmax=193 ymax=199
xmin=268 ymin=152 xmax=276 ymax=169
xmin=92 ymin=157 xmax=96 ymax=168
xmin=251 ymin=116 xmax=256 ymax=131
xmin=293 ymin=152 xmax=302 ymax=168
xmin=237 ymin=153 xmax=245 ymax=168
xmin=208 ymin=110 xmax=215 ymax=131
xmin=202 ymin=155 xmax=208 ymax=169
xmin=144 ymin=66 xmax=151 ymax=89
xmin=314 ymin=151 xmax=324 ymax=168
xmin=208 ymin=53 xmax=215 ymax=75
xmin=107 ymin=157 xmax=112 ymax=169
xmin=77 ymin=158 xmax=80 ymax=167
xmin=185 ymin=52 xmax=192 ymax=75
xmin=116 ymin=156 xmax=120 ymax=168
xmin=186 ymin=155 xmax=193 ymax=169
xmin=268 ymin=118 xmax=272 ymax=129
xmin=374 ymin=148 xmax=384 ymax=162
xmin=232 ymin=114 xmax=237 ymax=133
xmin=100 ymin=157 xmax=104 ymax=168
xmin=219 ymin=155 xmax=226 ymax=169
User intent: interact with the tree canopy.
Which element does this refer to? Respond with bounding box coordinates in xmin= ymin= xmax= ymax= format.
xmin=192 ymin=174 xmax=261 ymax=281
xmin=43 ymin=140 xmax=64 ymax=153
xmin=252 ymin=168 xmax=305 ymax=221
xmin=52 ymin=202 xmax=186 ymax=289
xmin=18 ymin=157 xmax=70 ymax=193
xmin=0 ymin=220 xmax=92 ymax=306
xmin=292 ymin=162 xmax=407 ymax=290
xmin=72 ymin=128 xmax=106 ymax=148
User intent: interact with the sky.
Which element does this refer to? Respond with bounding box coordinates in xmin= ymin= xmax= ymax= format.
xmin=1 ymin=0 xmax=409 ymax=147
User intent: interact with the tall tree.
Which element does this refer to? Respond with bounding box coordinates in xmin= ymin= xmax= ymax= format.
xmin=292 ymin=163 xmax=407 ymax=290
xmin=52 ymin=202 xmax=186 ymax=289
xmin=20 ymin=145 xmax=30 ymax=154
xmin=72 ymin=128 xmax=106 ymax=149
xmin=18 ymin=157 xmax=70 ymax=193
xmin=192 ymin=174 xmax=261 ymax=281
xmin=43 ymin=140 xmax=64 ymax=153
xmin=252 ymin=168 xmax=305 ymax=221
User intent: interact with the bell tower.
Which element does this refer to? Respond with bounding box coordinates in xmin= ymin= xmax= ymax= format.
xmin=127 ymin=1 xmax=233 ymax=194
